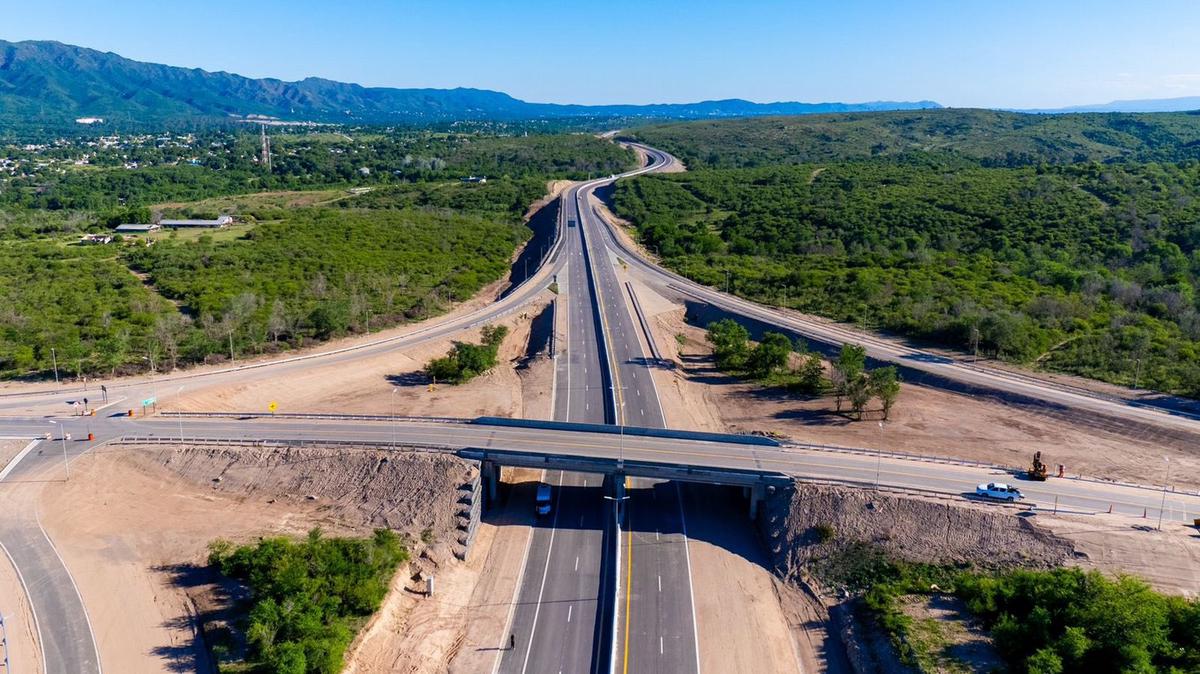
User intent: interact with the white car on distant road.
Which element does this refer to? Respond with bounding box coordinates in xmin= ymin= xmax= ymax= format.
xmin=975 ymin=482 xmax=1024 ymax=502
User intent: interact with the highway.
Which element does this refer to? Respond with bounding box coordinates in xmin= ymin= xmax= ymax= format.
xmin=4 ymin=140 xmax=1200 ymax=674
xmin=499 ymin=142 xmax=699 ymax=674
xmin=498 ymin=172 xmax=611 ymax=674
xmin=575 ymin=174 xmax=700 ymax=673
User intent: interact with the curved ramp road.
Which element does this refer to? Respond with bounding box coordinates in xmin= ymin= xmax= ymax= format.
xmin=607 ymin=144 xmax=1200 ymax=442
xmin=4 ymin=142 xmax=1200 ymax=674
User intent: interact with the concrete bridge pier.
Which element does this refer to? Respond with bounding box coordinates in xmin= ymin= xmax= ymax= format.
xmin=603 ymin=471 xmax=628 ymax=525
xmin=480 ymin=460 xmax=501 ymax=505
xmin=746 ymin=483 xmax=767 ymax=520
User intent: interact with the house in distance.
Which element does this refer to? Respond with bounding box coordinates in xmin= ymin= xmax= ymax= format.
xmin=159 ymin=215 xmax=233 ymax=228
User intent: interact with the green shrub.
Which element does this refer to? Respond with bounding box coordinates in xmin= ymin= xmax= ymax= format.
xmin=209 ymin=528 xmax=407 ymax=674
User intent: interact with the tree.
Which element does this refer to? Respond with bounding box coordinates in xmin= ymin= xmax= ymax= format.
xmin=797 ymin=354 xmax=825 ymax=393
xmin=847 ymin=373 xmax=872 ymax=420
xmin=748 ymin=331 xmax=793 ymax=378
xmin=832 ymin=343 xmax=867 ymax=412
xmin=706 ymin=318 xmax=750 ymax=370
xmin=868 ymin=366 xmax=901 ymax=419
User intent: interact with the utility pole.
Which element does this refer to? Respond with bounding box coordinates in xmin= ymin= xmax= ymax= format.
xmin=1157 ymin=457 xmax=1171 ymax=531
xmin=260 ymin=124 xmax=271 ymax=173
xmin=51 ymin=346 xmax=59 ymax=384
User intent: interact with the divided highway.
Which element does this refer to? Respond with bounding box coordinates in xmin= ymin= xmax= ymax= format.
xmin=5 ymin=141 xmax=1200 ymax=674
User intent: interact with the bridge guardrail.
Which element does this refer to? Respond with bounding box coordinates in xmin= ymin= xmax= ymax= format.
xmin=115 ymin=435 xmax=452 ymax=453
xmin=780 ymin=440 xmax=1200 ymax=497
xmin=158 ymin=411 xmax=469 ymax=424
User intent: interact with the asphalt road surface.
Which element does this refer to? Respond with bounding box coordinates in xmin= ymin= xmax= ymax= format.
xmin=5 ymin=142 xmax=1200 ymax=674
xmin=576 ymin=175 xmax=700 ymax=673
xmin=497 ymin=174 xmax=611 ymax=674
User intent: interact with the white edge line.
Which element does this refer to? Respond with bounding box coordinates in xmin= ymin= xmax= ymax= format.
xmin=34 ymin=504 xmax=104 ymax=674
xmin=0 ymin=537 xmax=48 ymax=674
xmin=491 ymin=467 xmax=544 ymax=674
xmin=0 ymin=439 xmax=39 ymax=482
xmin=675 ymin=482 xmax=702 ymax=674
xmin=520 ymin=470 xmax=565 ymax=674
xmin=610 ymin=494 xmax=621 ymax=674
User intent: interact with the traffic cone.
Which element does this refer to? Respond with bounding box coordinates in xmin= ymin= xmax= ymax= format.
xmin=87 ymin=432 xmax=94 ymax=441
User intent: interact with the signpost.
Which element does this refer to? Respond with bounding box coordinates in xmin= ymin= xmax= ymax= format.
xmin=268 ymin=401 xmax=278 ymax=415
xmin=142 ymin=397 xmax=156 ymax=416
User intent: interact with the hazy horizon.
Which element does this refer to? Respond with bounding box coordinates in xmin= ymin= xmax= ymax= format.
xmin=6 ymin=0 xmax=1200 ymax=110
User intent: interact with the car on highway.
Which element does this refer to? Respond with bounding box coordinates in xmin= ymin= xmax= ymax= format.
xmin=535 ymin=482 xmax=552 ymax=516
xmin=975 ymin=482 xmax=1024 ymax=501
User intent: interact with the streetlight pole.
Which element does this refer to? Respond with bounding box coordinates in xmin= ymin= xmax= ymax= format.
xmin=51 ymin=347 xmax=59 ymax=384
xmin=176 ymin=386 xmax=185 ymax=440
xmin=391 ymin=387 xmax=399 ymax=449
xmin=875 ymin=421 xmax=884 ymax=490
xmin=1157 ymin=457 xmax=1171 ymax=531
xmin=49 ymin=420 xmax=69 ymax=480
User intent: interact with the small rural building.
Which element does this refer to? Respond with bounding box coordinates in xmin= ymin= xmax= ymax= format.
xmin=159 ymin=215 xmax=233 ymax=229
xmin=115 ymin=223 xmax=160 ymax=233
xmin=461 ymin=175 xmax=487 ymax=183
xmin=80 ymin=233 xmax=113 ymax=245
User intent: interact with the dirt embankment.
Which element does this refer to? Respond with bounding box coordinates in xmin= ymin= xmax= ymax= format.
xmin=135 ymin=445 xmax=476 ymax=536
xmin=38 ymin=444 xmax=477 ymax=673
xmin=759 ymin=484 xmax=1074 ymax=674
xmin=761 ymin=483 xmax=1074 ymax=582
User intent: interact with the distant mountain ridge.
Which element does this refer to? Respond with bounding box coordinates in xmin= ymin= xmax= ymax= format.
xmin=0 ymin=39 xmax=941 ymax=126
xmin=1019 ymin=96 xmax=1200 ymax=114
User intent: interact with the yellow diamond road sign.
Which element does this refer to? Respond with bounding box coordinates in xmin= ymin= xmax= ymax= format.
xmin=268 ymin=401 xmax=277 ymax=413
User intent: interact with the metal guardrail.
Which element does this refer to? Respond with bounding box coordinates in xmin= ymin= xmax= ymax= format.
xmin=780 ymin=440 xmax=1200 ymax=497
xmin=157 ymin=411 xmax=469 ymax=424
xmin=116 ymin=435 xmax=452 ymax=453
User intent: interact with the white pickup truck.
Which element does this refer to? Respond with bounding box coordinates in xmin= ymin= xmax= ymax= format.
xmin=976 ymin=482 xmax=1024 ymax=502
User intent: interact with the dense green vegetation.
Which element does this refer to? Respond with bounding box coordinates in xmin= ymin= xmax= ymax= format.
xmin=832 ymin=552 xmax=1200 ymax=674
xmin=1 ymin=131 xmax=634 ymax=212
xmin=0 ymin=240 xmax=176 ymax=377
xmin=705 ymin=318 xmax=825 ymax=392
xmin=614 ymin=120 xmax=1200 ymax=395
xmin=629 ymin=109 xmax=1200 ymax=168
xmin=207 ymin=529 xmax=407 ymax=674
xmin=123 ymin=207 xmax=525 ymax=367
xmin=704 ymin=320 xmax=901 ymax=418
xmin=0 ymin=129 xmax=632 ymax=380
xmin=424 ymin=324 xmax=509 ymax=383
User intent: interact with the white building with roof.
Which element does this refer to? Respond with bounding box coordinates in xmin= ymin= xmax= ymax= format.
xmin=159 ymin=216 xmax=233 ymax=228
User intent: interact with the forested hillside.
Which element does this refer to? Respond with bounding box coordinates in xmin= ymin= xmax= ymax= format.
xmin=629 ymin=109 xmax=1200 ymax=168
xmin=0 ymin=130 xmax=628 ymax=379
xmin=616 ymin=111 xmax=1200 ymax=395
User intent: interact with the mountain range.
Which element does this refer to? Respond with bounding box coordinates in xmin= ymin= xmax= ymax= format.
xmin=1019 ymin=96 xmax=1200 ymax=114
xmin=0 ymin=39 xmax=940 ymax=127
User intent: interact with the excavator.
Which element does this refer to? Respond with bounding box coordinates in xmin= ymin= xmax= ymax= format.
xmin=1028 ymin=451 xmax=1049 ymax=481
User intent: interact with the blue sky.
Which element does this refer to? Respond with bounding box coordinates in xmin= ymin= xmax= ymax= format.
xmin=6 ymin=0 xmax=1200 ymax=108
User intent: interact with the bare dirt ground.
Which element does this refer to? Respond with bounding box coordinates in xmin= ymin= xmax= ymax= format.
xmin=171 ymin=293 xmax=553 ymax=418
xmin=0 ymin=440 xmax=43 ymax=674
xmin=635 ymin=288 xmax=1200 ymax=491
xmin=344 ymin=467 xmax=543 ymax=674
xmin=34 ymin=443 xmax=475 ymax=673
xmin=1039 ymin=514 xmax=1200 ymax=596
